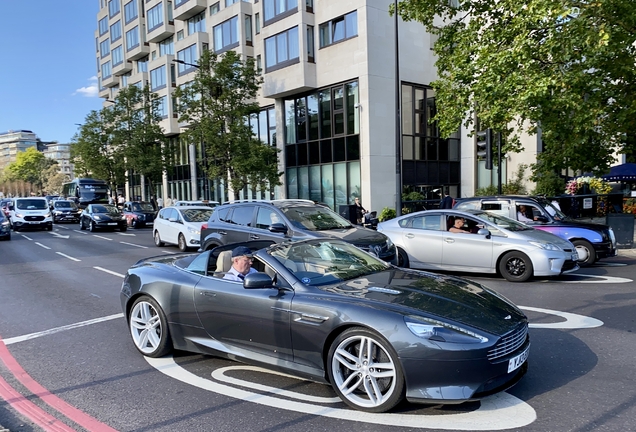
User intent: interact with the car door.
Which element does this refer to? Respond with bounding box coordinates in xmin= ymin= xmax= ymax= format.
xmin=193 ymin=264 xmax=294 ymax=361
xmin=441 ymin=214 xmax=494 ymax=271
xmin=223 ymin=205 xmax=256 ymax=244
xmin=162 ymin=208 xmax=180 ymax=244
xmin=400 ymin=214 xmax=444 ymax=269
xmin=248 ymin=206 xmax=289 ymax=243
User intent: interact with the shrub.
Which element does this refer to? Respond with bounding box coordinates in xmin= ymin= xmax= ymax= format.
xmin=378 ymin=206 xmax=396 ymax=222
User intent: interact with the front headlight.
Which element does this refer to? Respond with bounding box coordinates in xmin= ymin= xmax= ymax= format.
xmin=404 ymin=316 xmax=489 ymax=344
xmin=94 ymin=215 xmax=102 ymax=220
xmin=386 ymin=237 xmax=394 ymax=249
xmin=187 ymin=227 xmax=200 ymax=235
xmin=45 ymin=212 xmax=51 ymax=218
xmin=529 ymin=241 xmax=561 ymax=251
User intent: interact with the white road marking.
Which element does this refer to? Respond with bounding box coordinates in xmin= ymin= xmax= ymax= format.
xmin=119 ymin=242 xmax=147 ymax=249
xmin=93 ymin=267 xmax=125 ymax=278
xmin=73 ymin=230 xmax=88 ymax=235
xmin=117 ymin=232 xmax=136 ymax=236
xmin=49 ymin=232 xmax=69 ymax=239
xmin=162 ymin=250 xmax=177 ymax=254
xmin=35 ymin=242 xmax=51 ymax=250
xmin=21 ymin=235 xmax=33 ymax=240
xmin=148 ymin=356 xmax=535 ymax=430
xmin=56 ymin=252 xmax=81 ymax=262
xmin=93 ymin=235 xmax=112 ymax=241
xmin=562 ymin=274 xmax=631 ymax=283
xmin=2 ymin=314 xmax=124 ymax=346
xmin=520 ymin=306 xmax=604 ymax=329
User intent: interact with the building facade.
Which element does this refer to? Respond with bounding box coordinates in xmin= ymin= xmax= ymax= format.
xmin=42 ymin=142 xmax=75 ymax=181
xmin=95 ymin=0 xmax=535 ymax=210
xmin=0 ymin=130 xmax=39 ymax=172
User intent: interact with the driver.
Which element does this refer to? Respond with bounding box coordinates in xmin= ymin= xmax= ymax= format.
xmin=224 ymin=246 xmax=259 ymax=282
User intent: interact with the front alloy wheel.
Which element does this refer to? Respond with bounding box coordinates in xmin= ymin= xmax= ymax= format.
xmin=128 ymin=297 xmax=172 ymax=357
xmin=499 ymin=251 xmax=533 ymax=282
xmin=178 ymin=233 xmax=188 ymax=251
xmin=327 ymin=327 xmax=404 ymax=412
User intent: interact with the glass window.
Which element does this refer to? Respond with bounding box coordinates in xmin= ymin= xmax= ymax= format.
xmin=187 ymin=12 xmax=206 ymax=35
xmin=108 ymin=0 xmax=121 ymax=17
xmin=110 ymin=20 xmax=122 ymax=42
xmin=264 ymin=26 xmax=299 ymax=71
xmin=256 ymin=208 xmax=282 ymax=229
xmin=210 ymin=2 xmax=220 ymax=14
xmin=112 ymin=45 xmax=123 ymax=66
xmin=100 ymin=39 xmax=110 ymax=57
xmin=125 ymin=26 xmax=139 ymax=50
xmin=102 ymin=60 xmax=112 ymax=78
xmin=245 ymin=15 xmax=252 ymax=45
xmin=156 ymin=95 xmax=168 ymax=118
xmin=158 ymin=36 xmax=174 ymax=56
xmin=229 ymin=206 xmax=255 ymax=226
xmin=255 ymin=13 xmax=260 ymax=34
xmin=147 ymin=3 xmax=164 ymax=31
xmin=176 ymin=44 xmax=197 ymax=74
xmin=137 ymin=56 xmax=148 ymax=73
xmin=307 ymin=25 xmax=314 ymax=62
xmin=99 ymin=17 xmax=109 ymax=35
xmin=124 ymin=0 xmax=138 ymax=23
xmin=213 ymin=16 xmax=239 ymax=52
xmin=319 ymin=11 xmax=357 ymax=48
xmin=150 ymin=65 xmax=167 ymax=90
xmin=263 ymin=0 xmax=298 ymax=23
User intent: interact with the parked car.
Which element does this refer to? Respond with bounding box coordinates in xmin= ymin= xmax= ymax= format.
xmin=0 ymin=199 xmax=13 ymax=221
xmin=51 ymin=200 xmax=81 ymax=223
xmin=0 ymin=210 xmax=11 ymax=240
xmin=377 ymin=209 xmax=579 ymax=282
xmin=120 ymin=238 xmax=529 ymax=413
xmin=454 ymin=196 xmax=617 ymax=266
xmin=10 ymin=197 xmax=53 ymax=232
xmin=79 ymin=204 xmax=127 ymax=232
xmin=199 ymin=199 xmax=397 ymax=263
xmin=122 ymin=201 xmax=157 ymax=228
xmin=153 ymin=206 xmax=214 ymax=251
xmin=173 ymin=200 xmax=219 ymax=208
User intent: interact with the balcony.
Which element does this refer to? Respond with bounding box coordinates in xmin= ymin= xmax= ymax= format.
xmin=113 ymin=60 xmax=133 ymax=76
xmin=262 ymin=61 xmax=317 ymax=98
xmin=126 ymin=42 xmax=150 ymax=61
xmin=173 ymin=0 xmax=207 ymax=21
xmin=147 ymin=20 xmax=175 ymax=43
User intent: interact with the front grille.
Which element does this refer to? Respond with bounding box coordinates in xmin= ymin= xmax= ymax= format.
xmin=561 ymin=260 xmax=578 ymax=271
xmin=25 ymin=216 xmax=45 ymax=222
xmin=487 ymin=323 xmax=528 ymax=361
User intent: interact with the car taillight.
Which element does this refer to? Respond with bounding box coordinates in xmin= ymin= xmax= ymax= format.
xmin=201 ymin=223 xmax=207 ymax=230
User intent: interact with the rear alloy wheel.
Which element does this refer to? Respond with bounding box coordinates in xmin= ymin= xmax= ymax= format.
xmin=397 ymin=248 xmax=410 ymax=268
xmin=131 ymin=219 xmax=138 ymax=229
xmin=154 ymin=230 xmax=164 ymax=247
xmin=499 ymin=251 xmax=533 ymax=282
xmin=327 ymin=327 xmax=405 ymax=413
xmin=572 ymin=239 xmax=596 ymax=267
xmin=128 ymin=296 xmax=172 ymax=357
xmin=178 ymin=233 xmax=188 ymax=251
xmin=89 ymin=221 xmax=96 ymax=232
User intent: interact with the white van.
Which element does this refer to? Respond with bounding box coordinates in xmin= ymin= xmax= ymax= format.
xmin=10 ymin=197 xmax=53 ymax=231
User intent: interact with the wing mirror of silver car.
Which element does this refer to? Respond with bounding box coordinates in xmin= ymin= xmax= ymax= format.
xmin=477 ymin=228 xmax=491 ymax=238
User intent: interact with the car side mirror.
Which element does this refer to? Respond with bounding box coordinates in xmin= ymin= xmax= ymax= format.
xmin=168 ymin=217 xmax=180 ymax=223
xmin=243 ymin=273 xmax=274 ymax=289
xmin=477 ymin=228 xmax=491 ymax=238
xmin=269 ymin=222 xmax=288 ymax=234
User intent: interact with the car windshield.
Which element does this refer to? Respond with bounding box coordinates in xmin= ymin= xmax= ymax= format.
xmin=281 ymin=206 xmax=353 ymax=231
xmin=94 ymin=204 xmax=120 ymax=214
xmin=16 ymin=199 xmax=47 ymax=210
xmin=536 ymin=198 xmax=568 ymax=221
xmin=132 ymin=203 xmax=155 ymax=212
xmin=181 ymin=209 xmax=213 ymax=222
xmin=466 ymin=210 xmax=534 ymax=232
xmin=269 ymin=240 xmax=388 ymax=286
xmin=55 ymin=201 xmax=78 ymax=210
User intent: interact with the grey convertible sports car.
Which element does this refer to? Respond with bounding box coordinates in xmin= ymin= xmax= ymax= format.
xmin=121 ymin=239 xmax=530 ymax=413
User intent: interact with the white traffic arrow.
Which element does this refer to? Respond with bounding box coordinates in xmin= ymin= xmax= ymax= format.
xmin=49 ymin=232 xmax=70 ymax=239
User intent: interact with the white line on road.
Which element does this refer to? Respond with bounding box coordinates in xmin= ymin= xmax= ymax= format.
xmin=520 ymin=306 xmax=604 ymax=329
xmin=2 ymin=313 xmax=124 ymax=346
xmin=56 ymin=252 xmax=81 ymax=262
xmin=21 ymin=235 xmax=33 ymax=241
xmin=93 ymin=267 xmax=125 ymax=278
xmin=49 ymin=232 xmax=70 ymax=239
xmin=117 ymin=232 xmax=136 ymax=236
xmin=563 ymin=274 xmax=632 ymax=283
xmin=119 ymin=241 xmax=147 ymax=249
xmin=73 ymin=230 xmax=88 ymax=235
xmin=93 ymin=235 xmax=112 ymax=241
xmin=35 ymin=242 xmax=51 ymax=250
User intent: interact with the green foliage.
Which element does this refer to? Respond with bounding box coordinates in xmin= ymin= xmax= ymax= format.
xmin=395 ymin=0 xmax=636 ymax=178
xmin=378 ymin=207 xmax=397 ymax=222
xmin=402 ymin=191 xmax=425 ymax=201
xmin=501 ymin=164 xmax=527 ymax=195
xmin=530 ymin=168 xmax=566 ymax=197
xmin=7 ymin=147 xmax=56 ymax=192
xmin=42 ymin=165 xmax=69 ymax=195
xmin=174 ymin=49 xmax=280 ymax=200
xmin=475 ymin=185 xmax=499 ymax=196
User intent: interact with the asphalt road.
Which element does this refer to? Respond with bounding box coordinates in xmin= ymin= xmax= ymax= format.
xmin=0 ymin=224 xmax=635 ymax=432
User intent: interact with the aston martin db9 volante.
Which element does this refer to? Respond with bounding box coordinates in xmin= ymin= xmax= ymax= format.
xmin=121 ymin=239 xmax=529 ymax=413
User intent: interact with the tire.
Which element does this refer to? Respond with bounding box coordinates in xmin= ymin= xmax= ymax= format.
xmin=128 ymin=296 xmax=173 ymax=357
xmin=89 ymin=221 xmax=96 ymax=232
xmin=120 ymin=225 xmax=127 ymax=232
xmin=80 ymin=218 xmax=86 ymax=230
xmin=131 ymin=219 xmax=137 ymax=229
xmin=572 ymin=239 xmax=596 ymax=267
xmin=396 ymin=248 xmax=410 ymax=268
xmin=499 ymin=251 xmax=533 ymax=282
xmin=327 ymin=327 xmax=405 ymax=413
xmin=178 ymin=233 xmax=188 ymax=251
xmin=154 ymin=230 xmax=165 ymax=247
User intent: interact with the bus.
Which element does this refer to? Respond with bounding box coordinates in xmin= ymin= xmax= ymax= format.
xmin=62 ymin=178 xmax=110 ymax=208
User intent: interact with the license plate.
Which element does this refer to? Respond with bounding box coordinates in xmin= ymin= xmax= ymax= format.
xmin=107 ymin=223 xmax=117 ymax=226
xmin=508 ymin=346 xmax=529 ymax=373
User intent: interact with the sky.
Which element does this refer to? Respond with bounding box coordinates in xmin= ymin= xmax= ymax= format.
xmin=0 ymin=1 xmax=103 ymax=144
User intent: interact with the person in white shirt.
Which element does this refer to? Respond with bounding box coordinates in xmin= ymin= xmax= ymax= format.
xmin=223 ymin=246 xmax=259 ymax=282
xmin=517 ymin=205 xmax=534 ymax=223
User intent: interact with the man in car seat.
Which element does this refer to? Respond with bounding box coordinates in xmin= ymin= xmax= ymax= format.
xmin=224 ymin=246 xmax=259 ymax=282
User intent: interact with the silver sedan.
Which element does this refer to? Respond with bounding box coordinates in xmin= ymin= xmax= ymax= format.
xmin=377 ymin=209 xmax=579 ymax=282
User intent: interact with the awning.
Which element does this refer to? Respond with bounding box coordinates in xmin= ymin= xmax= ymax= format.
xmin=601 ymin=163 xmax=636 ymax=182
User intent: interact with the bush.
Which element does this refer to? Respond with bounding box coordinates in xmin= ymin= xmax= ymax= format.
xmin=378 ymin=206 xmax=396 ymax=222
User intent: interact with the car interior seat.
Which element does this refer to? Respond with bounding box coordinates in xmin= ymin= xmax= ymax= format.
xmin=215 ymin=250 xmax=233 ymax=274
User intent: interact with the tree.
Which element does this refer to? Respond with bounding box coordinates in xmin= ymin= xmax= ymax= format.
xmin=7 ymin=147 xmax=56 ymax=194
xmin=395 ymin=0 xmax=636 ymax=179
xmin=42 ymin=165 xmax=70 ymax=195
xmin=174 ymin=49 xmax=281 ymax=200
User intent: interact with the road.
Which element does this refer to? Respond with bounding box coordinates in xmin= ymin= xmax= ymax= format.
xmin=0 ymin=224 xmax=635 ymax=432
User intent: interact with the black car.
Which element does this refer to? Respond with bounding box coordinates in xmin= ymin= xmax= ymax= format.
xmin=199 ymin=199 xmax=396 ymax=263
xmin=122 ymin=201 xmax=157 ymax=228
xmin=0 ymin=210 xmax=10 ymax=240
xmin=79 ymin=204 xmax=127 ymax=232
xmin=454 ymin=195 xmax=617 ymax=266
xmin=120 ymin=239 xmax=529 ymax=413
xmin=51 ymin=200 xmax=81 ymax=223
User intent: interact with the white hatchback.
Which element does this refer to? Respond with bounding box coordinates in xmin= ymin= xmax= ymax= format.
xmin=153 ymin=206 xmax=214 ymax=251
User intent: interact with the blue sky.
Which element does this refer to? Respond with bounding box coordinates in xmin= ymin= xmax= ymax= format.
xmin=0 ymin=1 xmax=102 ymax=144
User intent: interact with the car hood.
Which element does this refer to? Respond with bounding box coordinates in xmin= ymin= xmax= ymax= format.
xmin=323 ymin=268 xmax=526 ymax=335
xmin=513 ymin=227 xmax=575 ymax=248
xmin=299 ymin=226 xmax=388 ymax=246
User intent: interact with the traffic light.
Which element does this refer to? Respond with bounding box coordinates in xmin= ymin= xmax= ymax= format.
xmin=476 ymin=128 xmax=493 ymax=170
